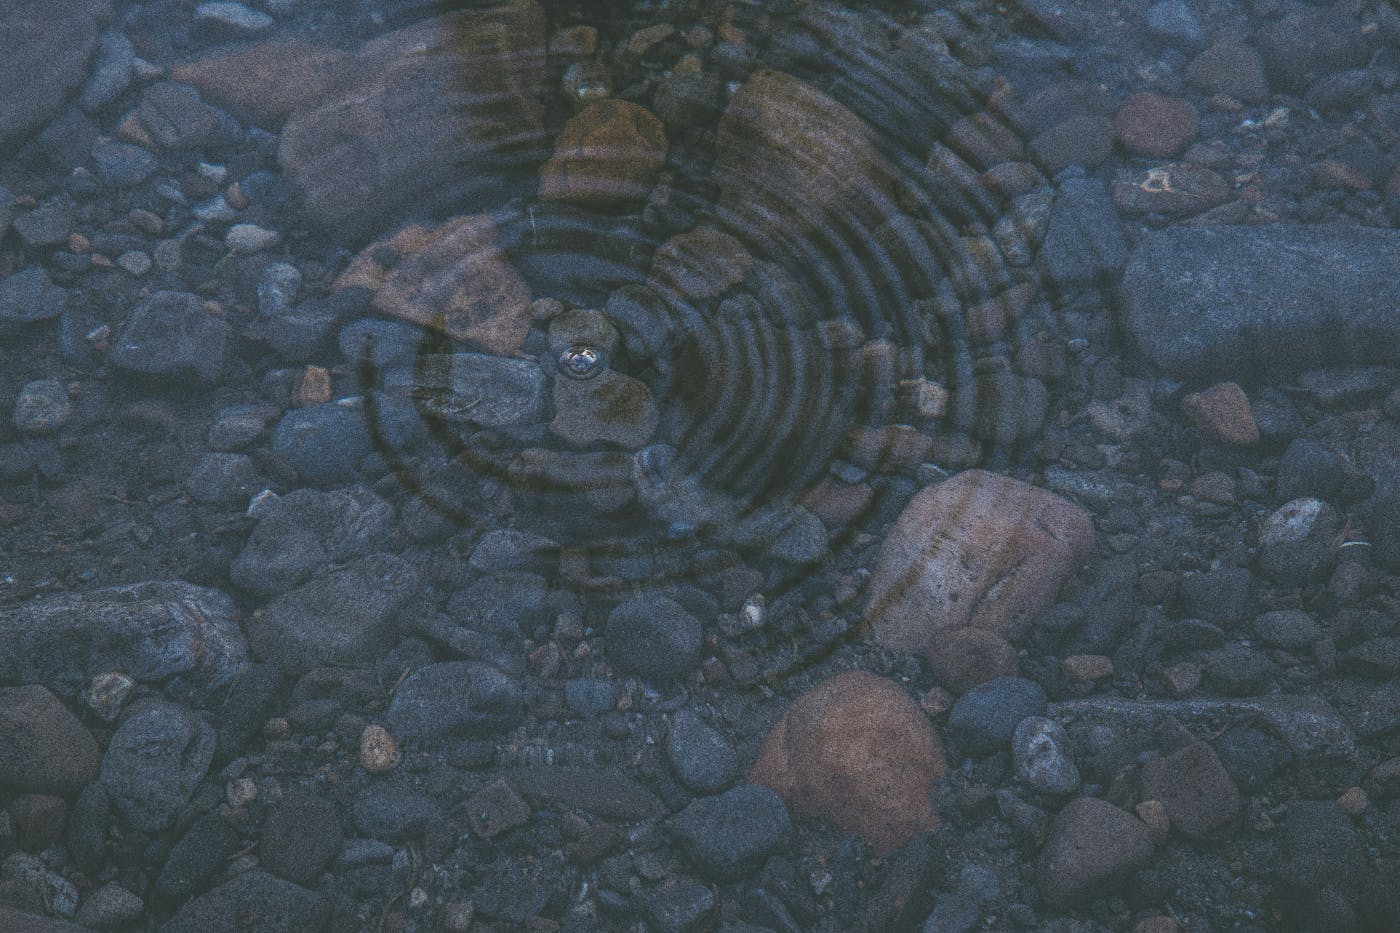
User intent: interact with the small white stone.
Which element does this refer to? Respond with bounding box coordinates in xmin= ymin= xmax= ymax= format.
xmin=195 ymin=1 xmax=273 ymax=34
xmin=246 ymin=488 xmax=279 ymax=518
xmin=1261 ymin=498 xmax=1325 ymax=546
xmin=225 ymin=223 xmax=280 ymax=253
xmin=116 ymin=250 xmax=152 ymax=276
xmin=82 ymin=672 xmax=136 ymax=722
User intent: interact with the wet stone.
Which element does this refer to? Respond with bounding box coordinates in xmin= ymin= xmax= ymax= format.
xmin=0 ymin=268 xmax=69 ymax=329
xmin=1212 ymin=726 xmax=1292 ymax=792
xmin=261 ymin=791 xmax=343 ymax=884
xmin=1114 ymin=93 xmax=1197 ymax=158
xmin=949 ymin=676 xmax=1048 ymax=757
xmin=1258 ymin=498 xmax=1340 ymax=582
xmin=1038 ymin=797 xmax=1154 ymax=907
xmin=1141 ymin=741 xmax=1241 ymax=840
xmin=539 ymin=99 xmax=669 ymax=204
xmin=184 ymin=452 xmax=257 ymax=507
xmin=466 ymin=779 xmax=530 ymax=839
xmin=1113 ymin=163 xmax=1230 ymax=216
xmin=75 ymin=883 xmax=144 ymax=929
xmin=1185 ymin=42 xmax=1269 ymax=103
xmin=639 ymin=882 xmax=717 ymax=933
xmin=138 ymin=82 xmax=217 ymax=150
xmin=1038 ymin=177 xmax=1129 ymax=286
xmin=441 ymin=353 xmax=546 ymax=430
xmin=0 ymin=686 xmax=98 ymax=795
xmin=99 ymin=701 xmax=215 ymax=832
xmin=156 ymin=813 xmax=241 ymax=903
xmin=109 ymin=290 xmax=229 ymax=384
xmin=1145 ymin=0 xmax=1204 ymax=49
xmin=12 ymin=378 xmax=71 ymax=434
xmin=93 ymin=142 xmax=158 ymax=188
xmin=1012 ymin=716 xmax=1080 ymax=795
xmin=161 ymin=871 xmax=327 ymax=933
xmin=670 ymin=784 xmax=791 ymax=881
xmin=606 ymin=594 xmax=702 ymax=684
xmin=270 ymin=403 xmax=371 ymax=486
xmin=667 ymin=709 xmax=739 ymax=795
xmin=385 ymin=662 xmax=522 ymax=743
xmin=80 ymin=32 xmax=135 ymax=111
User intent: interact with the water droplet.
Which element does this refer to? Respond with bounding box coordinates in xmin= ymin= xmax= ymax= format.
xmin=558 ymin=345 xmax=604 ymax=380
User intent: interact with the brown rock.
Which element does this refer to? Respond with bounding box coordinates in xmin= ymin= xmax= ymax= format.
xmin=1112 ymin=163 xmax=1231 ymax=216
xmin=864 ymin=470 xmax=1093 ymax=655
xmin=965 ymin=281 xmax=1037 ymax=345
xmin=927 ymin=627 xmax=1017 ymax=694
xmin=1135 ymin=799 xmax=1171 ymax=841
xmin=467 ymin=779 xmax=530 ymax=838
xmin=359 ymin=724 xmax=400 ymax=774
xmin=336 ymin=214 xmax=533 ymax=356
xmin=1181 ymin=382 xmax=1259 ymax=446
xmin=714 ymin=69 xmax=894 ymax=239
xmin=1185 ymin=43 xmax=1269 ymax=103
xmin=172 ymin=41 xmax=358 ymax=130
xmin=650 ymin=226 xmax=751 ymax=301
xmin=0 ymin=685 xmax=99 ymax=795
xmin=1062 ymin=654 xmax=1113 ymax=682
xmin=279 ymin=1 xmax=548 ymax=240
xmin=0 ymin=0 xmax=111 ymax=151
xmin=798 ymin=476 xmax=873 ymax=531
xmin=1114 ymin=93 xmax=1198 ymax=158
xmin=1140 ymin=740 xmax=1241 ymax=840
xmin=1038 ymin=797 xmax=1155 ymax=907
xmin=1029 ymin=115 xmax=1113 ymax=174
xmin=551 ymin=370 xmax=659 ymax=449
xmin=293 ymin=366 xmax=331 ymax=407
xmin=539 ymin=99 xmax=668 ymax=204
xmin=946 ymin=112 xmax=1025 ymax=169
xmin=750 ymin=671 xmax=946 ymax=852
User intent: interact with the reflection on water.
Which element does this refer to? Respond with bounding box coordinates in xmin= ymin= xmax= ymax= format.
xmin=1 ymin=0 xmax=1399 ymax=930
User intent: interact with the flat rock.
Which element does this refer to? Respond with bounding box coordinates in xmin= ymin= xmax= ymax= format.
xmin=278 ymin=1 xmax=547 ymax=241
xmin=109 ymin=290 xmax=230 ymax=384
xmin=750 ymin=670 xmax=945 ymax=852
xmin=539 ymin=98 xmax=668 ymax=204
xmin=669 ymin=784 xmax=791 ymax=881
xmin=864 ymin=470 xmax=1093 ymax=657
xmin=335 ymin=215 xmax=533 ymax=355
xmin=100 ymin=701 xmax=215 ymax=832
xmin=248 ymin=554 xmax=419 ymax=674
xmin=161 ymin=870 xmax=327 ymax=933
xmin=386 ymin=661 xmax=522 ymax=743
xmin=0 ymin=686 xmax=99 ymax=794
xmin=507 ymin=767 xmax=662 ymax=821
xmin=173 ymin=41 xmax=356 ymax=129
xmin=0 ymin=0 xmax=111 ymax=152
xmin=0 ymin=580 xmax=247 ymax=702
xmin=1121 ymin=225 xmax=1400 ymax=380
xmin=1038 ymin=797 xmax=1154 ymax=907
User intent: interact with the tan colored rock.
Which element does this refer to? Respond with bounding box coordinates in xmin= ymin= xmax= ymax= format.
xmin=750 ymin=671 xmax=945 ymax=852
xmin=539 ymin=99 xmax=668 ymax=204
xmin=279 ymin=0 xmax=547 ymax=240
xmin=359 ymin=724 xmax=400 ymax=774
xmin=336 ymin=214 xmax=533 ymax=356
xmin=864 ymin=470 xmax=1093 ymax=656
xmin=650 ymin=226 xmax=752 ymax=301
xmin=714 ymin=69 xmax=894 ymax=238
xmin=172 ymin=41 xmax=358 ymax=129
xmin=927 ymin=627 xmax=1018 ymax=694
xmin=1181 ymin=382 xmax=1259 ymax=446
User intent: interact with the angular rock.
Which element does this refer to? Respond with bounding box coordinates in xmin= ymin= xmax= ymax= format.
xmin=606 ymin=594 xmax=702 ymax=683
xmin=865 ymin=470 xmax=1093 ymax=656
xmin=156 ymin=813 xmax=241 ymax=903
xmin=432 ymin=352 xmax=547 ymax=429
xmin=335 ymin=215 xmax=534 ymax=355
xmin=670 ymin=784 xmax=790 ymax=881
xmin=1180 ymin=382 xmax=1258 ymax=446
xmin=260 ymin=791 xmax=342 ymax=884
xmin=1038 ymin=177 xmax=1129 ymax=286
xmin=352 ymin=784 xmax=436 ymax=842
xmin=162 ymin=870 xmax=328 ymax=933
xmin=100 ymin=701 xmax=215 ymax=832
xmin=1140 ymin=740 xmax=1241 ymax=840
xmin=109 ymin=290 xmax=230 ymax=384
xmin=1121 ymin=225 xmax=1400 ymax=379
xmin=0 ymin=0 xmax=111 ymax=152
xmin=539 ymin=99 xmax=668 ymax=204
xmin=1038 ymin=797 xmax=1154 ymax=907
xmin=0 ymin=268 xmax=68 ymax=330
xmin=750 ymin=671 xmax=945 ymax=852
xmin=385 ymin=662 xmax=522 ymax=743
xmin=136 ymin=82 xmax=216 ymax=150
xmin=0 ymin=686 xmax=98 ymax=795
xmin=0 ymin=581 xmax=247 ymax=701
xmin=248 ymin=554 xmax=419 ymax=674
xmin=171 ymin=41 xmax=358 ymax=129
xmin=278 ymin=2 xmax=547 ymax=241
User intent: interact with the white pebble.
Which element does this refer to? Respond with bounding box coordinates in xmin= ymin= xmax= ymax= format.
xmin=225 ymin=223 xmax=280 ymax=253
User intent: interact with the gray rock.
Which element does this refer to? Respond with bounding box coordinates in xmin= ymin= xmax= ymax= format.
xmin=640 ymin=882 xmax=717 ymax=933
xmin=1258 ymin=498 xmax=1340 ymax=582
xmin=270 ymin=402 xmax=371 ymax=485
xmin=353 ymin=784 xmax=436 ymax=842
xmin=1145 ymin=0 xmax=1204 ymax=48
xmin=0 ymin=685 xmax=99 ymax=794
xmin=1038 ymin=797 xmax=1154 ymax=907
xmin=0 ymin=185 xmax=13 ymax=240
xmin=109 ymin=290 xmax=229 ymax=383
xmin=247 ymin=553 xmax=419 ymax=673
xmin=1177 ymin=566 xmax=1251 ymax=626
xmin=1368 ymin=482 xmax=1400 ymax=572
xmin=260 ymin=791 xmax=342 ymax=884
xmin=446 ymin=572 xmax=550 ymax=640
xmin=0 ymin=0 xmax=108 ymax=152
xmin=670 ymin=784 xmax=791 ymax=881
xmin=469 ymin=529 xmax=557 ymax=573
xmin=1012 ymin=716 xmax=1080 ymax=795
xmin=385 ymin=661 xmax=522 ymax=743
xmin=67 ymin=784 xmax=109 ymax=871
xmin=256 ymin=262 xmax=302 ymax=319
xmin=75 ymin=883 xmax=144 ymax=929
xmin=921 ymin=895 xmax=980 ymax=933
xmin=1038 ymin=178 xmax=1128 ymax=286
xmin=1253 ymin=610 xmax=1323 ymax=651
xmin=667 ymin=709 xmax=739 ymax=795
xmin=0 ymin=580 xmax=248 ymax=701
xmin=161 ymin=870 xmax=328 ymax=933
xmin=442 ymin=353 xmax=547 ymax=429
xmin=13 ymin=378 xmax=71 ymax=434
xmin=1 ymin=852 xmax=79 ymax=919
xmin=137 ymin=81 xmax=216 ymax=150
xmin=0 ymin=267 xmax=68 ymax=329
xmin=194 ymin=1 xmax=274 ymax=35
xmin=100 ymin=701 xmax=215 ymax=832
xmin=606 ymin=593 xmax=703 ymax=683
xmin=949 ymin=676 xmax=1048 ymax=756
xmin=268 ymin=293 xmax=363 ymax=360
xmin=80 ymin=32 xmax=135 ymax=111
xmin=1212 ymin=725 xmax=1292 ymax=792
xmin=563 ymin=678 xmax=617 ymax=718
xmin=13 ymin=197 xmax=74 ymax=247
xmin=184 ymin=452 xmax=257 ymax=506
xmin=155 ymin=813 xmax=241 ymax=903
xmin=1276 ymin=438 xmax=1347 ymax=503
xmin=1121 ymin=225 xmax=1400 ymax=380
xmin=93 ymin=141 xmax=158 ymax=187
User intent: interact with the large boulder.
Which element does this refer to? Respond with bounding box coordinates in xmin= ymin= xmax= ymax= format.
xmin=750 ymin=671 xmax=946 ymax=852
xmin=0 ymin=686 xmax=99 ymax=794
xmin=0 ymin=581 xmax=248 ymax=703
xmin=864 ymin=470 xmax=1093 ymax=658
xmin=0 ymin=0 xmax=111 ymax=152
xmin=278 ymin=0 xmax=548 ymax=241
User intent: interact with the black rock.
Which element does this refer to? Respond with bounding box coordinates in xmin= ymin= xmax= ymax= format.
xmin=385 ymin=661 xmax=522 ymax=743
xmin=184 ymin=452 xmax=257 ymax=507
xmin=66 ymin=783 xmax=110 ymax=872
xmin=155 ymin=813 xmax=242 ymax=903
xmin=1038 ymin=178 xmax=1129 ymax=287
xmin=353 ymin=784 xmax=437 ymax=843
xmin=446 ymin=572 xmax=551 ymax=640
xmin=1121 ymin=225 xmax=1400 ymax=380
xmin=1368 ymin=482 xmax=1400 ymax=572
xmin=267 ymin=292 xmax=365 ymax=361
xmin=109 ymin=290 xmax=230 ymax=384
xmin=606 ymin=593 xmax=703 ymax=683
xmin=1177 ymin=567 xmax=1251 ymax=627
xmin=639 ymin=882 xmax=718 ymax=933
xmin=0 ymin=267 xmax=69 ymax=330
xmin=670 ymin=784 xmax=791 ymax=881
xmin=563 ymin=678 xmax=618 ymax=718
xmin=214 ymin=663 xmax=283 ymax=764
xmin=99 ymin=701 xmax=215 ymax=832
xmin=161 ymin=870 xmax=328 ymax=933
xmin=1212 ymin=725 xmax=1292 ymax=792
xmin=948 ymin=677 xmax=1048 ymax=756
xmin=260 ymin=791 xmax=343 ymax=884
xmin=666 ymin=709 xmax=739 ymax=795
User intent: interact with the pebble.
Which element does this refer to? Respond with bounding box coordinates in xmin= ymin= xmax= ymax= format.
xmin=353 ymin=784 xmax=436 ymax=843
xmin=2 ymin=852 xmax=79 ymax=918
xmin=1061 ymin=654 xmax=1113 ymax=682
xmin=1012 ymin=717 xmax=1080 ymax=794
xmin=81 ymin=672 xmax=136 ymax=722
xmin=270 ymin=403 xmax=371 ymax=486
xmin=1115 ymin=93 xmax=1198 ymax=158
xmin=115 ymin=250 xmax=152 ymax=275
xmin=466 ymin=779 xmax=530 ymax=839
xmin=75 ymin=883 xmax=145 ymax=929
xmin=93 ymin=141 xmax=158 ymax=188
xmin=0 ymin=267 xmax=69 ymax=328
xmin=1181 ymin=382 xmax=1258 ymax=446
xmin=1037 ymin=797 xmax=1154 ymax=906
xmin=184 ymin=452 xmax=257 ymax=506
xmin=0 ymin=686 xmax=98 ymax=795
xmin=1185 ymin=42 xmax=1269 ymax=103
xmin=928 ymin=627 xmax=1017 ymax=694
xmin=1258 ymin=498 xmax=1340 ymax=582
xmin=194 ymin=1 xmax=274 ymax=35
xmin=1038 ymin=177 xmax=1129 ymax=286
xmin=666 ymin=709 xmax=739 ymax=794
xmin=384 ymin=661 xmax=522 ymax=744
xmin=256 ymin=262 xmax=302 ymax=318
xmin=12 ymin=378 xmax=71 ymax=434
xmin=225 ymin=222 xmax=281 ymax=253
xmin=359 ymin=724 xmax=401 ymax=773
xmin=109 ymin=290 xmax=230 ymax=384
xmin=1253 ymin=609 xmax=1323 ymax=651
xmin=669 ymin=784 xmax=791 ymax=881
xmin=948 ymin=676 xmax=1048 ymax=756
xmin=640 ymin=882 xmax=717 ymax=933
xmin=80 ymin=33 xmax=136 ymax=111
xmin=606 ymin=594 xmax=702 ymax=683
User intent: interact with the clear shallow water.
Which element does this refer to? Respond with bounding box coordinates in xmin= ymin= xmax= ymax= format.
xmin=1 ymin=0 xmax=1399 ymax=931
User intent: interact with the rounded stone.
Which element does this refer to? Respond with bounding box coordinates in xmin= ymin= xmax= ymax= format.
xmin=605 ymin=594 xmax=702 ymax=683
xmin=12 ymin=378 xmax=71 ymax=434
xmin=1013 ymin=716 xmax=1081 ymax=795
xmin=948 ymin=676 xmax=1048 ymax=756
xmin=1115 ymin=93 xmax=1198 ymax=158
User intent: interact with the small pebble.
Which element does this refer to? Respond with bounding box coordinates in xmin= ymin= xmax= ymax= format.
xmin=1337 ymin=786 xmax=1368 ymax=816
xmin=13 ymin=378 xmax=72 ymax=434
xmin=1062 ymin=654 xmax=1113 ymax=681
xmin=226 ymin=223 xmax=281 ymax=253
xmin=81 ymin=672 xmax=136 ymax=722
xmin=359 ymin=725 xmax=401 ymax=774
xmin=117 ymin=251 xmax=152 ymax=276
xmin=226 ymin=777 xmax=258 ymax=808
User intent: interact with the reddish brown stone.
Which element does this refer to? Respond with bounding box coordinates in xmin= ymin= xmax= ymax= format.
xmin=1140 ymin=740 xmax=1241 ymax=840
xmin=1181 ymin=382 xmax=1259 ymax=446
xmin=1185 ymin=43 xmax=1269 ymax=103
xmin=539 ymin=99 xmax=669 ymax=204
xmin=864 ymin=470 xmax=1094 ymax=655
xmin=844 ymin=425 xmax=933 ymax=473
xmin=750 ymin=671 xmax=946 ymax=852
xmin=927 ymin=627 xmax=1017 ymax=694
xmin=946 ymin=112 xmax=1025 ymax=169
xmin=1114 ymin=93 xmax=1198 ymax=158
xmin=172 ymin=41 xmax=357 ymax=129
